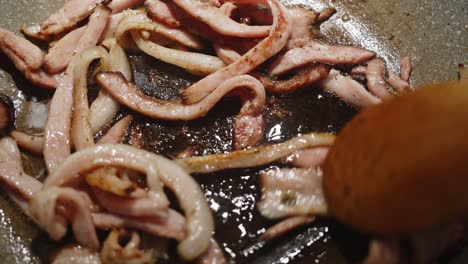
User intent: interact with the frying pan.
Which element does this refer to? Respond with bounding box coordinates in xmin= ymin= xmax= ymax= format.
xmin=0 ymin=0 xmax=467 ymax=263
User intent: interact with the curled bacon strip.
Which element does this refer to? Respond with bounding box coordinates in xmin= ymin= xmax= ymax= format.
xmin=100 ymin=229 xmax=155 ymax=264
xmin=181 ymin=0 xmax=292 ymax=104
xmin=42 ymin=144 xmax=214 ymax=261
xmin=108 ymin=0 xmax=146 ymax=14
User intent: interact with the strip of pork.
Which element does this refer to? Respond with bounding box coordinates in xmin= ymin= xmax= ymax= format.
xmin=258 ymin=167 xmax=327 ymax=219
xmin=93 ymin=210 xmax=186 ymax=241
xmin=260 ymin=216 xmax=315 ymax=241
xmin=145 ymin=0 xmax=182 ymax=28
xmin=44 ymin=27 xmax=86 ymax=74
xmin=0 ymin=29 xmax=58 ymax=89
xmin=108 ymin=0 xmax=145 ymax=14
xmin=197 ymin=239 xmax=227 ymax=264
xmin=22 ymin=0 xmax=106 ymax=40
xmin=255 ymin=64 xmax=330 ymax=93
xmin=131 ymin=31 xmax=223 ymax=75
xmin=44 ymin=5 xmax=110 ymax=172
xmin=181 ymin=0 xmax=292 ymax=104
xmin=173 ymin=0 xmax=270 ymax=38
xmin=365 ymin=58 xmax=394 ymax=100
xmin=72 ymin=46 xmax=109 ymax=151
xmin=269 ymin=41 xmax=375 ymax=76
xmin=178 ymin=132 xmax=335 ymax=173
xmin=90 ymin=39 xmax=130 ymax=134
xmin=321 ymin=69 xmax=381 ymax=108
xmin=42 ymin=144 xmax=214 ymax=260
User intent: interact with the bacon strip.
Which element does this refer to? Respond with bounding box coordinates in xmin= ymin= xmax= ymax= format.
xmin=173 ymin=0 xmax=270 ymax=38
xmin=400 ymin=56 xmax=412 ymax=83
xmin=286 ymin=6 xmax=319 ymax=49
xmin=284 ymin=147 xmax=329 ymax=168
xmin=108 ymin=0 xmax=146 ymax=14
xmin=116 ymin=10 xmax=205 ymax=50
xmin=44 ymin=6 xmax=110 ymax=172
xmin=96 ymin=72 xmax=265 ymax=120
xmin=181 ymin=0 xmax=292 ymax=104
xmin=132 ymin=31 xmax=223 ymax=75
xmin=197 ymin=239 xmax=227 ymax=264
xmin=0 ymin=28 xmax=58 ymax=89
xmin=178 ymin=132 xmax=335 ymax=173
xmin=43 ymin=144 xmax=214 ymax=260
xmin=145 ymin=0 xmax=182 ymax=28
xmin=321 ymin=69 xmax=381 ymax=108
xmin=255 ymin=64 xmax=330 ymax=93
xmin=97 ymin=115 xmax=133 ymax=144
xmin=90 ymin=39 xmax=130 ymax=134
xmin=10 ymin=130 xmax=44 ymax=155
xmin=44 ymin=27 xmax=86 ymax=74
xmin=29 ymin=186 xmax=100 ymax=250
xmin=72 ymin=46 xmax=109 ymax=151
xmin=260 ymin=216 xmax=315 ymax=241
xmin=93 ymin=210 xmax=186 ymax=241
xmin=366 ymin=58 xmax=394 ymax=100
xmin=0 ymin=28 xmax=44 ymax=70
xmin=22 ymin=0 xmax=105 ymax=40
xmin=258 ymin=167 xmax=327 ymax=219
xmin=269 ymin=42 xmax=376 ymax=76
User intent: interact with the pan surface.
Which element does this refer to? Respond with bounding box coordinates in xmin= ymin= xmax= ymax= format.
xmin=0 ymin=0 xmax=467 ymax=263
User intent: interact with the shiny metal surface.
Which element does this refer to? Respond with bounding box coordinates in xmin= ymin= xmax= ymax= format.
xmin=0 ymin=0 xmax=467 ymax=263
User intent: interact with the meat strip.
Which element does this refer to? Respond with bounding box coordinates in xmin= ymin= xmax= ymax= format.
xmin=44 ymin=27 xmax=86 ymax=73
xmin=269 ymin=41 xmax=375 ymax=76
xmin=315 ymin=7 xmax=337 ymax=25
xmin=44 ymin=5 xmax=110 ymax=172
xmin=145 ymin=0 xmax=182 ymax=28
xmin=255 ymin=64 xmax=330 ymax=93
xmin=321 ymin=69 xmax=381 ymax=108
xmin=366 ymin=58 xmax=394 ymax=100
xmin=178 ymin=132 xmax=335 ymax=173
xmin=97 ymin=115 xmax=133 ymax=144
xmin=108 ymin=0 xmax=145 ymax=14
xmin=400 ymin=56 xmax=412 ymax=82
xmin=284 ymin=147 xmax=329 ymax=168
xmin=260 ymin=216 xmax=315 ymax=241
xmin=0 ymin=29 xmax=58 ymax=89
xmin=43 ymin=144 xmax=214 ymax=261
xmin=173 ymin=0 xmax=270 ymax=38
xmin=22 ymin=0 xmax=106 ymax=40
xmin=10 ymin=130 xmax=44 ymax=155
xmin=181 ymin=0 xmax=292 ymax=104
xmin=258 ymin=167 xmax=328 ymax=219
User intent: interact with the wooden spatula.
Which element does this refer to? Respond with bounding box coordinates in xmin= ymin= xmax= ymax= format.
xmin=323 ymin=80 xmax=468 ymax=235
